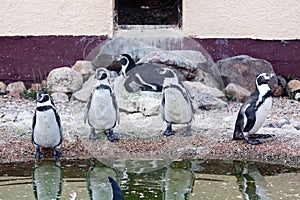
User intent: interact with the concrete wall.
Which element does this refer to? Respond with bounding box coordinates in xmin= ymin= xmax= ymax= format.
xmin=1 ymin=0 xmax=299 ymax=39
xmin=183 ymin=0 xmax=300 ymax=39
xmin=0 ymin=0 xmax=114 ymax=36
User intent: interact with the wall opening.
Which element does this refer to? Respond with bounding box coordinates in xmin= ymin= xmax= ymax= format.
xmin=114 ymin=0 xmax=182 ymax=30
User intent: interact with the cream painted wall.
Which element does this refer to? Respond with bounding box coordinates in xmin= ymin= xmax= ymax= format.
xmin=0 ymin=0 xmax=114 ymax=36
xmin=1 ymin=0 xmax=299 ymax=39
xmin=183 ymin=0 xmax=300 ymax=39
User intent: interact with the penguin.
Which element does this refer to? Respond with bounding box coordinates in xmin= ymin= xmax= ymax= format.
xmin=159 ymin=68 xmax=195 ymax=137
xmin=32 ymin=90 xmax=63 ymax=160
xmin=86 ymin=159 xmax=124 ymax=200
xmin=233 ymin=73 xmax=275 ymax=145
xmin=118 ymin=54 xmax=164 ymax=92
xmin=84 ymin=68 xmax=120 ymax=142
xmin=32 ymin=160 xmax=62 ymax=200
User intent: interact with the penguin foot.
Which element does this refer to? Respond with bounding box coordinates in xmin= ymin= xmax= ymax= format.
xmin=34 ymin=149 xmax=43 ymax=160
xmin=89 ymin=133 xmax=99 ymax=140
xmin=248 ymin=134 xmax=274 ymax=139
xmin=182 ymin=130 xmax=192 ymax=137
xmin=245 ymin=137 xmax=263 ymax=145
xmin=163 ymin=129 xmax=174 ymax=136
xmin=54 ymin=149 xmax=61 ymax=160
xmin=106 ymin=131 xmax=119 ymax=142
xmin=183 ymin=125 xmax=192 ymax=137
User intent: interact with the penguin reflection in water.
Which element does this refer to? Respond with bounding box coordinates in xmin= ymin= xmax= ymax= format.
xmin=160 ymin=68 xmax=195 ymax=136
xmin=233 ymin=73 xmax=275 ymax=145
xmin=32 ymin=90 xmax=63 ymax=160
xmin=84 ymin=68 xmax=120 ymax=142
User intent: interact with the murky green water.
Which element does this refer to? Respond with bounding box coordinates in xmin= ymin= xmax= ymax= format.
xmin=0 ymin=159 xmax=299 ymax=200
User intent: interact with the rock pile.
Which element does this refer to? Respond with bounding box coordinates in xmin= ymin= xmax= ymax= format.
xmin=1 ymin=37 xmax=299 ymax=114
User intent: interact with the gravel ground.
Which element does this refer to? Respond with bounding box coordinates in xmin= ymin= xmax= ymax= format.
xmin=0 ymin=95 xmax=299 ymax=166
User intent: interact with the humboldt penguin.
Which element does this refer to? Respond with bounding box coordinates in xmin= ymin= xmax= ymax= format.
xmin=84 ymin=68 xmax=120 ymax=142
xmin=233 ymin=73 xmax=275 ymax=145
xmin=118 ymin=54 xmax=164 ymax=92
xmin=32 ymin=90 xmax=63 ymax=160
xmin=160 ymin=68 xmax=194 ymax=136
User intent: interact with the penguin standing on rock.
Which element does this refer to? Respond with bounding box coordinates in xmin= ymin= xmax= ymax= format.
xmin=84 ymin=68 xmax=120 ymax=142
xmin=160 ymin=68 xmax=195 ymax=137
xmin=233 ymin=73 xmax=275 ymax=145
xmin=32 ymin=90 xmax=63 ymax=160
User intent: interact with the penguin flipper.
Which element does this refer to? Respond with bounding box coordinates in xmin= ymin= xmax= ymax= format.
xmin=84 ymin=91 xmax=94 ymax=124
xmin=54 ymin=108 xmax=63 ymax=145
xmin=112 ymin=92 xmax=120 ymax=125
xmin=243 ymin=104 xmax=256 ymax=132
xmin=31 ymin=108 xmax=37 ymax=143
xmin=161 ymin=93 xmax=166 ymax=121
xmin=233 ymin=112 xmax=245 ymax=140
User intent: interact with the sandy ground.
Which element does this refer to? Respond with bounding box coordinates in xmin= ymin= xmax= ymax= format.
xmin=0 ymin=95 xmax=299 ymax=166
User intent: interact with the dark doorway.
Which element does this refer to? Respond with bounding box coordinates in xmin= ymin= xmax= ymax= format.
xmin=115 ymin=0 xmax=182 ymax=29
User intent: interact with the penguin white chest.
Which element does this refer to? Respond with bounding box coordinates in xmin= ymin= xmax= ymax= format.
xmin=163 ymin=88 xmax=192 ymax=124
xmin=249 ymin=97 xmax=272 ymax=134
xmin=34 ymin=109 xmax=61 ymax=148
xmin=88 ymin=90 xmax=117 ymax=130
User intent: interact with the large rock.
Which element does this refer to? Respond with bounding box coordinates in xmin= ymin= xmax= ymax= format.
xmin=71 ymin=60 xmax=94 ymax=82
xmin=92 ymin=36 xmax=224 ymax=90
xmin=72 ymin=75 xmax=97 ymax=102
xmin=287 ymin=79 xmax=300 ymax=93
xmin=183 ymin=81 xmax=227 ymax=110
xmin=114 ymin=76 xmax=162 ymax=115
xmin=47 ymin=67 xmax=83 ymax=93
xmin=138 ymin=50 xmax=224 ymax=89
xmin=6 ymin=81 xmax=26 ymax=94
xmin=0 ymin=82 xmax=7 ymax=94
xmin=217 ymin=55 xmax=277 ymax=92
xmin=225 ymin=83 xmax=251 ymax=102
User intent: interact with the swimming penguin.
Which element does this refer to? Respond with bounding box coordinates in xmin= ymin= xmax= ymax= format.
xmin=233 ymin=73 xmax=275 ymax=145
xmin=84 ymin=68 xmax=120 ymax=142
xmin=159 ymin=68 xmax=195 ymax=136
xmin=32 ymin=90 xmax=63 ymax=160
xmin=118 ymin=54 xmax=164 ymax=92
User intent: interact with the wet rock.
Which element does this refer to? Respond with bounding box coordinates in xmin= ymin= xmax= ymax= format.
xmin=0 ymin=82 xmax=7 ymax=94
xmin=217 ymin=55 xmax=277 ymax=92
xmin=6 ymin=81 xmax=26 ymax=95
xmin=71 ymin=61 xmax=94 ymax=82
xmin=47 ymin=67 xmax=83 ymax=93
xmin=72 ymin=75 xmax=97 ymax=102
xmin=51 ymin=92 xmax=69 ymax=103
xmin=225 ymin=83 xmax=251 ymax=102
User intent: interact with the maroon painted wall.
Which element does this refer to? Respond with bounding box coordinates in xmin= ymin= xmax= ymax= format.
xmin=0 ymin=36 xmax=107 ymax=87
xmin=196 ymin=38 xmax=300 ymax=78
xmin=0 ymin=36 xmax=299 ymax=88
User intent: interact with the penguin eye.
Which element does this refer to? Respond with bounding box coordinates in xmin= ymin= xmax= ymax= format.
xmin=120 ymin=58 xmax=128 ymax=66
